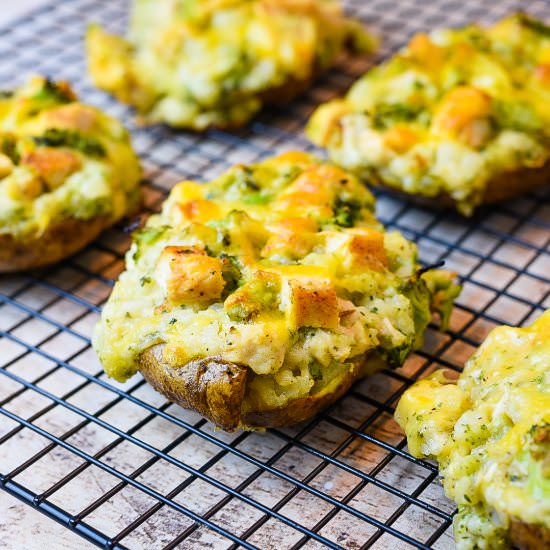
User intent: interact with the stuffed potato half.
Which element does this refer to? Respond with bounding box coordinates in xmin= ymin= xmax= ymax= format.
xmin=395 ymin=311 xmax=550 ymax=550
xmin=86 ymin=0 xmax=375 ymax=130
xmin=0 ymin=77 xmax=142 ymax=272
xmin=94 ymin=152 xmax=459 ymax=430
xmin=308 ymin=14 xmax=550 ymax=215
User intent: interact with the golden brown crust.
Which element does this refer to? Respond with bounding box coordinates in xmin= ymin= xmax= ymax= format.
xmin=510 ymin=519 xmax=550 ymax=550
xmin=139 ymin=345 xmax=369 ymax=431
xmin=0 ymin=216 xmax=110 ymax=273
xmin=378 ymin=159 xmax=550 ymax=214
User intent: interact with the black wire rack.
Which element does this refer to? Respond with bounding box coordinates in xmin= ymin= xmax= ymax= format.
xmin=1 ymin=0 xmax=549 ymax=548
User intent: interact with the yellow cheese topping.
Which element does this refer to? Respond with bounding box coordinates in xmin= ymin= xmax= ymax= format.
xmin=0 ymin=77 xmax=141 ymax=239
xmin=395 ymin=310 xmax=550 ymax=549
xmin=93 ymin=152 xmax=459 ymax=413
xmin=308 ymin=14 xmax=550 ymax=215
xmin=86 ymin=0 xmax=375 ymax=129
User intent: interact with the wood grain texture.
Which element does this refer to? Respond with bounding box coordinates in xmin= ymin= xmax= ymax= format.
xmin=0 ymin=491 xmax=95 ymax=550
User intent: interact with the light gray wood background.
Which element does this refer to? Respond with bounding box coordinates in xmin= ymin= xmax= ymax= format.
xmin=1 ymin=0 xmax=48 ymax=22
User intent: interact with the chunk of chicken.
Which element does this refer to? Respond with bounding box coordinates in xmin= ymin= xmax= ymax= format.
xmin=324 ymin=227 xmax=387 ymax=271
xmin=275 ymin=164 xmax=349 ymax=219
xmin=156 ymin=245 xmax=225 ymax=305
xmin=281 ymin=277 xmax=339 ymax=330
xmin=43 ymin=104 xmax=98 ymax=133
xmin=21 ymin=147 xmax=82 ymax=191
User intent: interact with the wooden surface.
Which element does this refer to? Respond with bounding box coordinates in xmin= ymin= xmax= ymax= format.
xmin=1 ymin=491 xmax=94 ymax=550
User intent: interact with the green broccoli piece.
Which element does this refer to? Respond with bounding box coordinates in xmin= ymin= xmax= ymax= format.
xmin=33 ymin=129 xmax=106 ymax=157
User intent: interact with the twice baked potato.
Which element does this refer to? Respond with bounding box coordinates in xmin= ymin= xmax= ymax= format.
xmin=93 ymin=152 xmax=460 ymax=430
xmin=395 ymin=310 xmax=550 ymax=550
xmin=86 ymin=0 xmax=375 ymax=130
xmin=0 ymin=77 xmax=142 ymax=272
xmin=307 ymin=14 xmax=550 ymax=215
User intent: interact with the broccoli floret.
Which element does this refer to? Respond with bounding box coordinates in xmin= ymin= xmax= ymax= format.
xmin=132 ymin=226 xmax=169 ymax=261
xmin=372 ymin=103 xmax=421 ymax=130
xmin=518 ymin=13 xmax=550 ymax=37
xmin=33 ymin=78 xmax=74 ymax=104
xmin=331 ymin=197 xmax=362 ymax=227
xmin=33 ymin=129 xmax=106 ymax=157
xmin=1 ymin=134 xmax=20 ymax=164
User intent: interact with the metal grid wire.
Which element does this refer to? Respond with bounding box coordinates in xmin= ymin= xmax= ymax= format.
xmin=1 ymin=0 xmax=549 ymax=548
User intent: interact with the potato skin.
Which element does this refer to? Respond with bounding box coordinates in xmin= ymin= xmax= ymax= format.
xmin=0 ymin=216 xmax=110 ymax=273
xmin=482 ymin=159 xmax=550 ymax=204
xmin=139 ymin=344 xmax=370 ymax=430
xmin=258 ymin=73 xmax=316 ymax=108
xmin=510 ymin=519 xmax=550 ymax=550
xmin=139 ymin=344 xmax=249 ymax=431
xmin=378 ymin=157 xmax=550 ymax=213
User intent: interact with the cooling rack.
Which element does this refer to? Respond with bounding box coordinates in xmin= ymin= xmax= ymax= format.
xmin=1 ymin=0 xmax=549 ymax=548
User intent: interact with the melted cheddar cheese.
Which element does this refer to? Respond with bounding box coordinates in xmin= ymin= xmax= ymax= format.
xmin=93 ymin=152 xmax=459 ymax=413
xmin=395 ymin=311 xmax=550 ymax=549
xmin=86 ymin=0 xmax=375 ymax=129
xmin=308 ymin=14 xmax=550 ymax=215
xmin=0 ymin=77 xmax=141 ymax=239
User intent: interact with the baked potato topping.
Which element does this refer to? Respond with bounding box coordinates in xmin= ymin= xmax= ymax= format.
xmin=93 ymin=152 xmax=460 ymax=430
xmin=308 ymin=14 xmax=550 ymax=215
xmin=395 ymin=311 xmax=550 ymax=550
xmin=86 ymin=0 xmax=375 ymax=130
xmin=0 ymin=77 xmax=141 ymax=266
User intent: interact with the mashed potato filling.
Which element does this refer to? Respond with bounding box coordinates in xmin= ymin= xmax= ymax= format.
xmin=94 ymin=152 xmax=459 ymax=411
xmin=308 ymin=14 xmax=550 ymax=215
xmin=86 ymin=0 xmax=375 ymax=129
xmin=396 ymin=311 xmax=550 ymax=550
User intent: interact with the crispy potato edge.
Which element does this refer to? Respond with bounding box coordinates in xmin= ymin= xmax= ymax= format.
xmin=0 ymin=215 xmax=111 ymax=273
